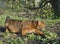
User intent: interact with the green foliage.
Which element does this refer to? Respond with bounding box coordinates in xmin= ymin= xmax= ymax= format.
xmin=4 ymin=37 xmax=25 ymax=44
xmin=2 ymin=32 xmax=11 ymax=38
xmin=1 ymin=0 xmax=58 ymax=19
xmin=0 ymin=30 xmax=57 ymax=44
xmin=1 ymin=0 xmax=60 ymax=19
xmin=0 ymin=41 xmax=2 ymax=44
xmin=44 ymin=30 xmax=57 ymax=40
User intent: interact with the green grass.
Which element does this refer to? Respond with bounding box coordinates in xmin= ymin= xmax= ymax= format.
xmin=0 ymin=15 xmax=29 ymax=26
xmin=0 ymin=14 xmax=60 ymax=26
xmin=0 ymin=9 xmax=60 ymax=26
xmin=0 ymin=41 xmax=2 ymax=44
xmin=0 ymin=31 xmax=57 ymax=44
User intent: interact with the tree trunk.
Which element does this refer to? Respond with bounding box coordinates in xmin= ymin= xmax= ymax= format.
xmin=35 ymin=0 xmax=41 ymax=7
xmin=50 ymin=0 xmax=60 ymax=18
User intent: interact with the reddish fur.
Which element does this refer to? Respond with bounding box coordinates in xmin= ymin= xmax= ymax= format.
xmin=5 ymin=18 xmax=45 ymax=37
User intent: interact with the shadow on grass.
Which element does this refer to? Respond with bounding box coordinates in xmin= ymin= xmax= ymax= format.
xmin=0 ymin=27 xmax=6 ymax=32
